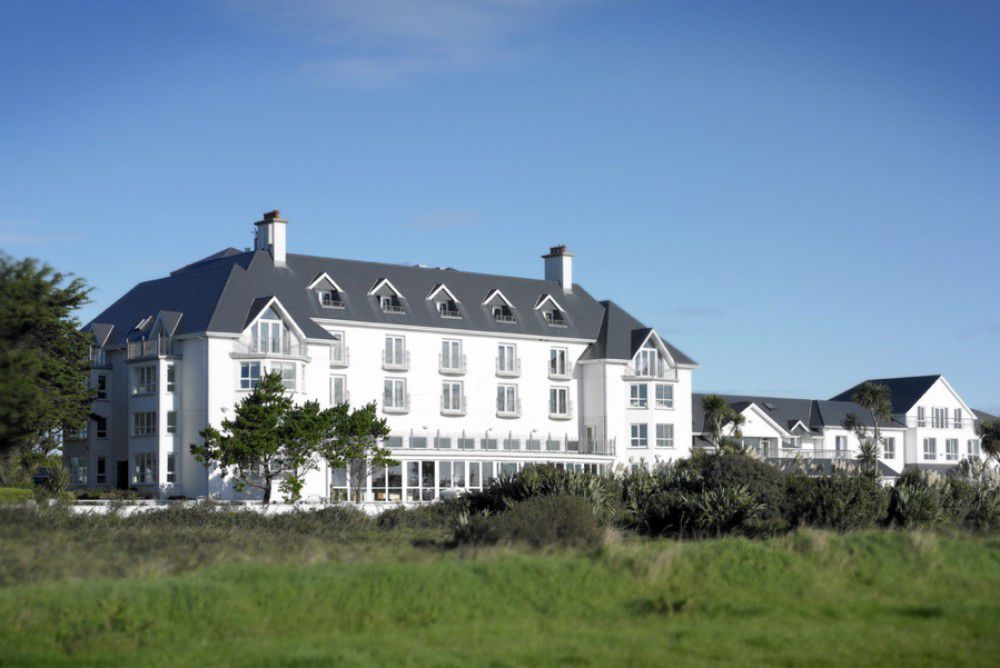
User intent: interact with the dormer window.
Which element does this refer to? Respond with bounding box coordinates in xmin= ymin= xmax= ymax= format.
xmin=535 ymin=294 xmax=566 ymax=327
xmin=380 ymin=295 xmax=404 ymax=314
xmin=370 ymin=278 xmax=405 ymax=315
xmin=493 ymin=305 xmax=515 ymax=323
xmin=438 ymin=300 xmax=461 ymax=319
xmin=318 ymin=289 xmax=344 ymax=309
xmin=544 ymin=309 xmax=566 ymax=327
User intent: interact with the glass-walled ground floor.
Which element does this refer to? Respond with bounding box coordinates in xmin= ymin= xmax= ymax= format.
xmin=330 ymin=458 xmax=611 ymax=503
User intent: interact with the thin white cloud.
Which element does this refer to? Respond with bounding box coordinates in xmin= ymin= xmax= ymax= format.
xmin=218 ymin=0 xmax=600 ymax=87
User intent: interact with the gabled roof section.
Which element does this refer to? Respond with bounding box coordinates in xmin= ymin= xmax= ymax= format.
xmin=242 ymin=296 xmax=306 ymax=340
xmin=368 ymin=277 xmax=403 ymax=298
xmin=580 ymin=301 xmax=695 ymax=366
xmin=152 ymin=311 xmax=183 ymax=337
xmin=482 ymin=288 xmax=514 ymax=307
xmin=87 ymin=323 xmax=115 ymax=348
xmin=830 ymin=375 xmax=942 ymax=414
xmin=427 ymin=283 xmax=460 ymax=303
xmin=691 ymin=392 xmax=907 ymax=433
xmin=973 ymin=409 xmax=995 ymax=422
xmin=307 ymin=272 xmax=344 ymax=292
xmin=534 ymin=294 xmax=564 ymax=311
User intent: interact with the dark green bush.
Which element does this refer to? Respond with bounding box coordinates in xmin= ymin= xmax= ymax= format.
xmin=0 ymin=488 xmax=34 ymax=505
xmin=785 ymin=474 xmax=888 ymax=531
xmin=456 ymin=495 xmax=602 ymax=549
xmin=888 ymin=470 xmax=943 ymax=528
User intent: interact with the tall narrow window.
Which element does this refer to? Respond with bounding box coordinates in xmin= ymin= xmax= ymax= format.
xmin=946 ymin=438 xmax=959 ymax=461
xmin=954 ymin=408 xmax=963 ymax=429
xmin=166 ymin=363 xmax=176 ymax=392
xmin=94 ymin=415 xmax=108 ymax=439
xmin=384 ymin=336 xmax=406 ymax=368
xmin=384 ymin=378 xmax=408 ymax=411
xmin=968 ymin=439 xmax=981 ymax=456
xmin=133 ymin=453 xmax=156 ymax=484
xmin=330 ymin=375 xmax=347 ymax=405
xmin=835 ymin=435 xmax=848 ymax=452
xmin=883 ymin=437 xmax=895 ymax=459
xmin=96 ymin=456 xmax=107 ymax=485
xmin=166 ymin=411 xmax=177 ymax=434
xmin=636 ymin=340 xmax=660 ymax=377
xmin=497 ymin=384 xmax=518 ymax=415
xmin=497 ymin=344 xmax=517 ymax=375
xmin=166 ymin=453 xmax=176 ymax=483
xmin=329 ymin=331 xmax=346 ymax=365
xmin=549 ymin=348 xmax=568 ymax=377
xmin=96 ymin=373 xmax=109 ymax=400
xmin=442 ymin=381 xmax=463 ymax=413
xmin=441 ymin=339 xmax=462 ymax=372
xmin=252 ymin=308 xmax=286 ymax=354
xmin=917 ymin=406 xmax=926 ymax=428
xmin=923 ymin=438 xmax=937 ymax=460
xmin=549 ymin=387 xmax=569 ymax=416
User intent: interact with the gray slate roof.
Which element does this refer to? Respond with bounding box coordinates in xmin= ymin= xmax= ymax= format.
xmin=973 ymin=409 xmax=995 ymax=422
xmin=579 ymin=300 xmax=695 ymax=365
xmin=83 ymin=249 xmax=694 ymax=363
xmin=691 ymin=393 xmax=907 ymax=433
xmin=830 ymin=375 xmax=941 ymax=414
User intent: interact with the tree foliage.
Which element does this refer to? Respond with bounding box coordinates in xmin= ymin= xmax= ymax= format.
xmin=843 ymin=381 xmax=893 ymax=479
xmin=977 ymin=416 xmax=1000 ymax=465
xmin=700 ymin=394 xmax=746 ymax=452
xmin=318 ymin=402 xmax=395 ymax=503
xmin=0 ymin=254 xmax=92 ymax=477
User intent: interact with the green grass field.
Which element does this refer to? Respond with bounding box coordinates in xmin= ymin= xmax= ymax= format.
xmin=1 ymin=526 xmax=998 ymax=666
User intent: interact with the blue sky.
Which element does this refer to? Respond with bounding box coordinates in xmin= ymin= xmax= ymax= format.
xmin=2 ymin=1 xmax=998 ymax=411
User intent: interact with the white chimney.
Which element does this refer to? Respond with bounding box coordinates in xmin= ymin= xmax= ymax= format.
xmin=543 ymin=244 xmax=573 ymax=292
xmin=254 ymin=210 xmax=287 ymax=265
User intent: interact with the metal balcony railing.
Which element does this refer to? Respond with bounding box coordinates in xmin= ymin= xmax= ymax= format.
xmin=623 ymin=363 xmax=677 ymax=381
xmin=440 ymin=394 xmax=467 ymax=416
xmin=496 ymin=398 xmax=521 ymax=418
xmin=382 ymin=393 xmax=411 ymax=414
xmin=495 ymin=357 xmax=520 ymax=378
xmin=329 ymin=346 xmax=350 ymax=367
xmin=382 ymin=350 xmax=410 ymax=371
xmin=127 ymin=337 xmax=179 ymax=360
xmin=439 ymin=353 xmax=467 ymax=375
xmin=548 ymin=398 xmax=573 ymax=420
xmin=233 ymin=336 xmax=307 ymax=359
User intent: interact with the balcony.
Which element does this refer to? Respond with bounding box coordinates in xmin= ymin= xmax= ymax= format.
xmin=549 ymin=399 xmax=573 ymax=420
xmin=127 ymin=337 xmax=180 ymax=360
xmin=496 ymin=399 xmax=521 ymax=419
xmin=548 ymin=362 xmax=573 ymax=380
xmin=439 ymin=353 xmax=467 ymax=375
xmin=232 ymin=336 xmax=307 ymax=359
xmin=623 ymin=363 xmax=677 ymax=381
xmin=495 ymin=357 xmax=521 ymax=378
xmin=329 ymin=346 xmax=351 ymax=368
xmin=382 ymin=350 xmax=410 ymax=371
xmin=440 ymin=394 xmax=467 ymax=417
xmin=89 ymin=347 xmax=111 ymax=368
xmin=383 ymin=394 xmax=411 ymax=414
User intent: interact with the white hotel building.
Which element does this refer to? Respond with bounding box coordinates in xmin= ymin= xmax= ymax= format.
xmin=63 ymin=212 xmax=990 ymax=500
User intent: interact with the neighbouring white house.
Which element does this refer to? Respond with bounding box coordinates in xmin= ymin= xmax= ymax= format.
xmin=63 ymin=211 xmax=697 ymax=501
xmin=692 ymin=375 xmax=988 ymax=480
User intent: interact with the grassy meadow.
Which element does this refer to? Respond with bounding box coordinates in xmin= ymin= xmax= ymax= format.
xmin=0 ymin=505 xmax=998 ymax=666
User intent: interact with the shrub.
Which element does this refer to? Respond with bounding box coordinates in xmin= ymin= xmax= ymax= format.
xmin=785 ymin=474 xmax=888 ymax=531
xmin=683 ymin=452 xmax=788 ymax=535
xmin=888 ymin=470 xmax=943 ymax=528
xmin=0 ymin=488 xmax=34 ymax=505
xmin=464 ymin=495 xmax=602 ymax=549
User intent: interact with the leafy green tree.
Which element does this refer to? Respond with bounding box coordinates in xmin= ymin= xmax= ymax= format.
xmin=0 ymin=255 xmax=92 ymax=481
xmin=191 ymin=372 xmax=338 ymax=504
xmin=843 ymin=382 xmax=892 ymax=479
xmin=977 ymin=416 xmax=1000 ymax=465
xmin=700 ymin=394 xmax=746 ymax=452
xmin=318 ymin=402 xmax=395 ymax=503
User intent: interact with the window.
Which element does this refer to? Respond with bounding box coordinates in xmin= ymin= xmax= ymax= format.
xmin=166 ymin=364 xmax=176 ymax=392
xmin=96 ymin=373 xmax=109 ymax=400
xmin=318 ymin=289 xmax=343 ymax=308
xmin=438 ymin=299 xmax=461 ymax=318
xmin=544 ymin=308 xmax=566 ymax=327
xmin=497 ymin=384 xmax=518 ymax=415
xmin=250 ymin=307 xmax=286 ymax=354
xmin=441 ymin=339 xmax=463 ymax=372
xmin=329 ymin=331 xmax=347 ymax=365
xmin=968 ymin=439 xmax=981 ymax=456
xmin=384 ymin=378 xmax=408 ymax=411
xmin=96 ymin=457 xmax=107 ymax=485
xmin=406 ymin=461 xmax=436 ymax=501
xmin=499 ymin=462 xmax=519 ymax=478
xmin=438 ymin=461 xmax=467 ymax=493
xmin=655 ymin=384 xmax=674 ymax=409
xmin=883 ymin=437 xmax=895 ymax=459
xmin=954 ymin=409 xmax=963 ymax=429
xmin=655 ymin=424 xmax=674 ymax=448
xmin=492 ymin=304 xmax=515 ymax=323
xmin=132 ymin=365 xmax=156 ymax=395
xmin=434 ymin=436 xmax=452 ymax=449
xmin=94 ymin=415 xmax=108 ymax=439
xmin=835 ymin=435 xmax=848 ymax=452
xmin=274 ymin=362 xmax=296 ymax=391
xmin=240 ymin=362 xmax=261 ymax=390
xmin=166 ymin=411 xmax=177 ymax=434
xmin=635 ymin=340 xmax=661 ymax=377
xmin=133 ymin=453 xmax=156 ymax=484
xmin=330 ymin=375 xmax=347 ymax=405
xmin=549 ymin=348 xmax=568 ymax=377
xmin=410 ymin=436 xmax=428 ymax=449
xmin=65 ymin=424 xmax=88 ymax=440
xmin=166 ymin=453 xmax=176 ymax=483
xmin=384 ymin=336 xmax=406 ymax=368
xmin=132 ymin=411 xmax=157 ymax=436
xmin=932 ymin=408 xmax=948 ymax=429
xmin=629 ymin=384 xmax=648 ymax=408
xmin=481 ymin=437 xmax=498 ymax=450
xmin=630 ymin=424 xmax=648 ymax=448
xmin=549 ymin=387 xmax=569 ymax=416
xmin=70 ymin=457 xmax=87 ymax=485
xmin=946 ymin=438 xmax=959 ymax=461
xmin=330 ymin=467 xmax=349 ymax=501
xmin=917 ymin=406 xmax=926 ymax=428
xmin=372 ymin=464 xmax=403 ymax=502
xmin=923 ymin=438 xmax=937 ymax=460
xmin=442 ymin=381 xmax=463 ymax=412
xmin=457 ymin=437 xmax=475 ymax=450
xmin=379 ymin=294 xmax=404 ymax=313
xmin=497 ymin=343 xmax=517 ymax=375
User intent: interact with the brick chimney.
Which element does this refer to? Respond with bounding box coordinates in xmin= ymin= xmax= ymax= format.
xmin=542 ymin=244 xmax=573 ymax=292
xmin=254 ymin=210 xmax=287 ymax=265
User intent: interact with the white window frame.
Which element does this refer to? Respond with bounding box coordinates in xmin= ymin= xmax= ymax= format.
xmin=630 ymin=423 xmax=648 ymax=448
xmin=250 ymin=307 xmax=287 ymax=354
xmin=133 ymin=453 xmax=156 ymax=484
xmin=497 ymin=384 xmax=518 ymax=414
xmin=132 ymin=365 xmax=157 ymax=395
xmin=329 ymin=331 xmax=346 ymax=365
xmin=240 ymin=361 xmax=261 ymax=390
xmin=655 ymin=423 xmax=674 ymax=448
xmin=497 ymin=343 xmax=517 ymax=374
xmin=629 ymin=383 xmax=647 ymax=408
xmin=923 ymin=437 xmax=937 ymax=460
xmin=96 ymin=373 xmax=109 ymax=400
xmin=916 ymin=406 xmax=926 ymax=428
xmin=882 ymin=436 xmax=895 ymax=459
xmin=132 ymin=411 xmax=157 ymax=436
xmin=384 ymin=378 xmax=408 ymax=411
xmin=273 ymin=362 xmax=297 ymax=391
xmin=385 ymin=335 xmax=406 ymax=367
xmin=442 ymin=381 xmax=463 ymax=412
xmin=549 ymin=386 xmax=569 ymax=416
xmin=166 ymin=453 xmax=176 ymax=483
xmin=330 ymin=375 xmax=347 ymax=405
xmin=549 ymin=347 xmax=568 ymax=376
xmin=835 ymin=435 xmax=848 ymax=452
xmin=166 ymin=411 xmax=177 ymax=435
xmin=441 ymin=339 xmax=462 ymax=371
xmin=166 ymin=363 xmax=176 ymax=393
xmin=945 ymin=438 xmax=959 ymax=461
xmin=954 ymin=408 xmax=963 ymax=429
xmin=968 ymin=439 xmax=981 ymax=456
xmin=655 ymin=383 xmax=674 ymax=409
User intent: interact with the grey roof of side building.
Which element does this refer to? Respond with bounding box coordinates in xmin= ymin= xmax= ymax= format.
xmin=830 ymin=375 xmax=942 ymax=414
xmin=579 ymin=300 xmax=696 ymax=365
xmin=973 ymin=409 xmax=995 ymax=422
xmin=691 ymin=393 xmax=907 ymax=433
xmin=82 ymin=248 xmax=695 ymax=364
